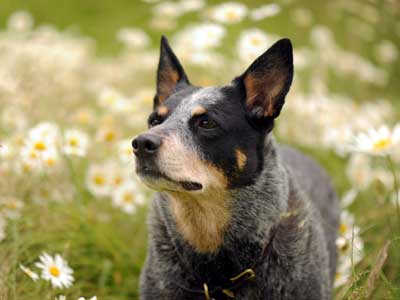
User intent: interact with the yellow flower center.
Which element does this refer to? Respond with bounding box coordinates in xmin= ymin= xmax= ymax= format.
xmin=114 ymin=176 xmax=123 ymax=186
xmin=104 ymin=131 xmax=115 ymax=142
xmin=5 ymin=200 xmax=18 ymax=209
xmin=69 ymin=137 xmax=79 ymax=147
xmin=46 ymin=158 xmax=56 ymax=166
xmin=226 ymin=10 xmax=238 ymax=21
xmin=339 ymin=223 xmax=347 ymax=235
xmin=123 ymin=193 xmax=134 ymax=203
xmin=250 ymin=36 xmax=262 ymax=46
xmin=94 ymin=175 xmax=105 ymax=185
xmin=29 ymin=150 xmax=38 ymax=159
xmin=34 ymin=141 xmax=47 ymax=151
xmin=373 ymin=138 xmax=391 ymax=151
xmin=49 ymin=265 xmax=60 ymax=277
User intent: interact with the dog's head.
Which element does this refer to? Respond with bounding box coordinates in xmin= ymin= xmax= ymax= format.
xmin=132 ymin=36 xmax=293 ymax=194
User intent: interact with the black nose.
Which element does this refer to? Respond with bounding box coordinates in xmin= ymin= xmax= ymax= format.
xmin=132 ymin=134 xmax=162 ymax=156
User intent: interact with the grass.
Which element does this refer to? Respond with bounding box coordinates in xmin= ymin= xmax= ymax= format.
xmin=0 ymin=0 xmax=399 ymax=299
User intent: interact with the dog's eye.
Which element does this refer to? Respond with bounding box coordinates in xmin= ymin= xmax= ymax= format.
xmin=148 ymin=116 xmax=163 ymax=128
xmin=197 ymin=116 xmax=218 ymax=130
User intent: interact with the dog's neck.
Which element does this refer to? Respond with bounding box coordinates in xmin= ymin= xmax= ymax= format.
xmin=165 ymin=136 xmax=291 ymax=254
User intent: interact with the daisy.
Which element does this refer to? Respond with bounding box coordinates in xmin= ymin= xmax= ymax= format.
xmin=152 ymin=1 xmax=185 ymax=18
xmin=334 ymin=256 xmax=352 ymax=288
xmin=86 ymin=164 xmax=111 ymax=197
xmin=35 ymin=252 xmax=74 ymax=289
xmin=112 ymin=183 xmax=145 ymax=214
xmin=117 ymin=138 xmax=135 ymax=163
xmin=180 ymin=0 xmax=205 ymax=13
xmin=78 ymin=296 xmax=97 ymax=300
xmin=28 ymin=122 xmax=60 ymax=143
xmin=96 ymin=125 xmax=118 ymax=144
xmin=237 ymin=29 xmax=273 ymax=63
xmin=109 ymin=165 xmax=131 ymax=189
xmin=7 ymin=10 xmax=34 ymax=32
xmin=174 ymin=23 xmax=226 ymax=53
xmin=63 ymin=129 xmax=89 ymax=157
xmin=98 ymin=87 xmax=124 ymax=110
xmin=117 ymin=27 xmax=150 ymax=48
xmin=348 ymin=124 xmax=400 ymax=156
xmin=0 ymin=196 xmax=24 ymax=219
xmin=210 ymin=2 xmax=248 ymax=24
xmin=346 ymin=153 xmax=373 ymax=189
xmin=250 ymin=4 xmax=281 ymax=21
xmin=20 ymin=264 xmax=39 ymax=281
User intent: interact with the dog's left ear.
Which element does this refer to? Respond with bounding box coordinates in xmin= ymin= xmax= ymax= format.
xmin=236 ymin=38 xmax=293 ymax=119
xmin=154 ymin=35 xmax=190 ymax=108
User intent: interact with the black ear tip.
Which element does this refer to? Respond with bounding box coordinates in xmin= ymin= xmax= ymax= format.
xmin=275 ymin=38 xmax=293 ymax=52
xmin=160 ymin=35 xmax=169 ymax=47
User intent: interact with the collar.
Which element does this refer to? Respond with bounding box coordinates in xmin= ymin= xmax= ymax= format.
xmin=171 ymin=224 xmax=278 ymax=300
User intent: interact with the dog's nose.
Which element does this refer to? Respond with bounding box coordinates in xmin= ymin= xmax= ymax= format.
xmin=132 ymin=134 xmax=162 ymax=156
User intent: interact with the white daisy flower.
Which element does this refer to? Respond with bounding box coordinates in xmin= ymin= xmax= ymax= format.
xmin=78 ymin=296 xmax=97 ymax=300
xmin=174 ymin=23 xmax=226 ymax=52
xmin=109 ymin=165 xmax=131 ymax=190
xmin=86 ymin=164 xmax=111 ymax=197
xmin=348 ymin=124 xmax=400 ymax=156
xmin=63 ymin=129 xmax=89 ymax=157
xmin=0 ymin=197 xmax=24 ymax=220
xmin=336 ymin=211 xmax=364 ymax=266
xmin=237 ymin=29 xmax=273 ymax=63
xmin=42 ymin=148 xmax=61 ymax=169
xmin=112 ymin=182 xmax=145 ymax=214
xmin=7 ymin=10 xmax=34 ymax=32
xmin=374 ymin=40 xmax=398 ymax=64
xmin=153 ymin=1 xmax=185 ymax=18
xmin=20 ymin=264 xmax=39 ymax=281
xmin=28 ymin=122 xmax=60 ymax=143
xmin=117 ymin=139 xmax=135 ymax=163
xmin=117 ymin=27 xmax=150 ymax=48
xmin=25 ymin=132 xmax=57 ymax=156
xmin=340 ymin=188 xmax=358 ymax=208
xmin=250 ymin=4 xmax=281 ymax=21
xmin=96 ymin=125 xmax=118 ymax=144
xmin=334 ymin=256 xmax=352 ymax=288
xmin=210 ymin=2 xmax=248 ymax=24
xmin=0 ymin=142 xmax=13 ymax=159
xmin=99 ymin=87 xmax=120 ymax=107
xmin=35 ymin=252 xmax=74 ymax=289
xmin=179 ymin=0 xmax=205 ymax=13
xmin=346 ymin=153 xmax=373 ymax=189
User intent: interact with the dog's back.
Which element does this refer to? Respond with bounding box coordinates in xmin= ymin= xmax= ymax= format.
xmin=278 ymin=144 xmax=340 ymax=279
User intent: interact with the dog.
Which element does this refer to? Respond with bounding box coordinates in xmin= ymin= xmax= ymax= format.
xmin=132 ymin=36 xmax=340 ymax=300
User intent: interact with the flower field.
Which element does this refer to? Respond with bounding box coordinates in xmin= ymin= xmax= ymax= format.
xmin=0 ymin=0 xmax=399 ymax=299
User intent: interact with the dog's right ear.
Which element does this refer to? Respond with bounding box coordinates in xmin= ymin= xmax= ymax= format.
xmin=154 ymin=35 xmax=189 ymax=108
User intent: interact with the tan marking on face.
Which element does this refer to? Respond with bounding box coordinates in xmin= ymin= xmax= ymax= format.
xmin=191 ymin=105 xmax=207 ymax=116
xmin=157 ymin=105 xmax=169 ymax=117
xmin=235 ymin=148 xmax=247 ymax=171
xmin=155 ymin=134 xmax=230 ymax=252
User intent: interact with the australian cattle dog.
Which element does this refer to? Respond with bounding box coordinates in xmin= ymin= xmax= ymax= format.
xmin=132 ymin=36 xmax=340 ymax=300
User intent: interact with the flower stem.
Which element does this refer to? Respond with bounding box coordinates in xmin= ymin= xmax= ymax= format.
xmin=386 ymin=156 xmax=400 ymax=230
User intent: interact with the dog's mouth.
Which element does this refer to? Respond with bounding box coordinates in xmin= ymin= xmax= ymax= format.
xmin=136 ymin=167 xmax=203 ymax=192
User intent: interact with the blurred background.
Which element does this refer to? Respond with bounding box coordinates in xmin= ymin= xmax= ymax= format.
xmin=0 ymin=0 xmax=399 ymax=299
